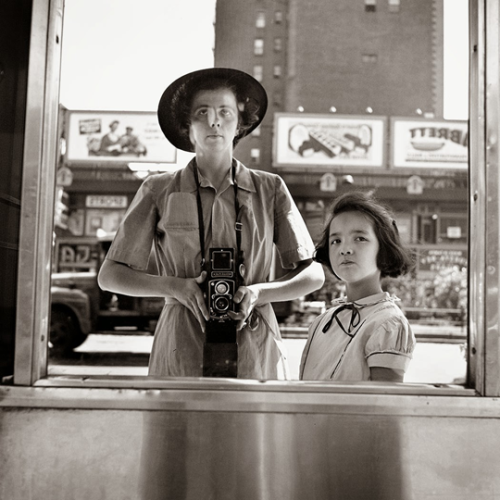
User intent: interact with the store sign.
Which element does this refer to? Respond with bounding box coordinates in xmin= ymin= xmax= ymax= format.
xmin=56 ymin=241 xmax=99 ymax=272
xmin=407 ymin=175 xmax=424 ymax=195
xmin=273 ymin=113 xmax=386 ymax=168
xmin=418 ymin=248 xmax=467 ymax=272
xmin=319 ymin=173 xmax=337 ymax=192
xmin=86 ymin=195 xmax=128 ymax=209
xmin=391 ymin=118 xmax=468 ymax=169
xmin=56 ymin=166 xmax=73 ymax=187
xmin=65 ymin=110 xmax=177 ymax=164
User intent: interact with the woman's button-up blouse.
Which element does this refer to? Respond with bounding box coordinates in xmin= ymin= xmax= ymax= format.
xmin=106 ymin=159 xmax=315 ymax=379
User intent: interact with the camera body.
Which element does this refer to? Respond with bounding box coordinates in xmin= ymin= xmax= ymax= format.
xmin=203 ymin=248 xmax=239 ymax=377
xmin=206 ymin=248 xmax=237 ymax=322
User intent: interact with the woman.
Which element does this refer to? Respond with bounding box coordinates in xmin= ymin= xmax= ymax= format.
xmin=99 ymin=120 xmax=121 ymax=155
xmin=98 ymin=67 xmax=324 ymax=379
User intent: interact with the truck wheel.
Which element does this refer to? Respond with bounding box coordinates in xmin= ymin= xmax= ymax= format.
xmin=50 ymin=309 xmax=87 ymax=355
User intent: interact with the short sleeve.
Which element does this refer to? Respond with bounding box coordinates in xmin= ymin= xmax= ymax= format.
xmin=365 ymin=316 xmax=416 ymax=372
xmin=106 ymin=178 xmax=158 ymax=270
xmin=273 ymin=175 xmax=315 ymax=269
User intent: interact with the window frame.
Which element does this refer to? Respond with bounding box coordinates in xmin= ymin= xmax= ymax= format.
xmin=11 ymin=0 xmax=500 ymax=402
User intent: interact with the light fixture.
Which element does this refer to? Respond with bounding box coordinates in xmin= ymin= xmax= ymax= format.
xmin=365 ymin=106 xmax=373 ymax=114
xmin=329 ymin=106 xmax=337 ymax=113
xmin=415 ymin=108 xmax=423 ymax=115
xmin=297 ymin=106 xmax=304 ymax=112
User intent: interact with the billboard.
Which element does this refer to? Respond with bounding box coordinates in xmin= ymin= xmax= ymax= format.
xmin=65 ymin=111 xmax=177 ymax=164
xmin=273 ymin=113 xmax=386 ymax=168
xmin=391 ymin=118 xmax=468 ymax=169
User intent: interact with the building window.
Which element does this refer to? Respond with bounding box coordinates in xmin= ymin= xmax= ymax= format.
xmin=365 ymin=0 xmax=376 ymax=12
xmin=251 ymin=126 xmax=261 ymax=137
xmin=388 ymin=0 xmax=400 ymax=12
xmin=273 ymin=91 xmax=282 ymax=106
xmin=254 ymin=38 xmax=264 ymax=56
xmin=274 ymin=10 xmax=283 ymax=24
xmin=274 ymin=37 xmax=282 ymax=52
xmin=362 ymin=53 xmax=378 ymax=63
xmin=273 ymin=65 xmax=282 ymax=78
xmin=253 ymin=65 xmax=263 ymax=82
xmin=250 ymin=148 xmax=261 ymax=164
xmin=256 ymin=11 xmax=266 ymax=28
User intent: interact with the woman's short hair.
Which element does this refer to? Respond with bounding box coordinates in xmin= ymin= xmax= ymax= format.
xmin=314 ymin=191 xmax=414 ymax=279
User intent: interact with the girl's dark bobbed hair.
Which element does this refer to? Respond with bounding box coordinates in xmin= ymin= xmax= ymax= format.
xmin=314 ymin=191 xmax=415 ymax=279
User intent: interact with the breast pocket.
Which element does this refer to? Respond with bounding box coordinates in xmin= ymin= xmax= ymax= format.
xmin=159 ymin=193 xmax=200 ymax=277
xmin=163 ymin=193 xmax=198 ymax=229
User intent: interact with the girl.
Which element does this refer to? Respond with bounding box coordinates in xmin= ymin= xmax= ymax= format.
xmin=300 ymin=191 xmax=415 ymax=382
xmin=98 ymin=68 xmax=324 ymax=379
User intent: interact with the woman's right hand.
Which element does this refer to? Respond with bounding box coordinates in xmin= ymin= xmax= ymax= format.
xmin=173 ymin=271 xmax=209 ymax=331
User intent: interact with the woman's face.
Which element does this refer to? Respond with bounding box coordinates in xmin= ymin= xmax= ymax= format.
xmin=328 ymin=211 xmax=381 ymax=287
xmin=188 ymin=88 xmax=239 ymax=154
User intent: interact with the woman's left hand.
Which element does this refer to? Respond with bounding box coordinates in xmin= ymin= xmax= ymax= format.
xmin=227 ymin=285 xmax=260 ymax=330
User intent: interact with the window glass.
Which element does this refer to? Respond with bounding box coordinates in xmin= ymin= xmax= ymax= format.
xmin=49 ymin=0 xmax=469 ymax=387
xmin=252 ymin=64 xmax=263 ymax=81
xmin=365 ymin=0 xmax=376 ymax=13
xmin=254 ymin=38 xmax=264 ymax=55
xmin=256 ymin=11 xmax=265 ymax=28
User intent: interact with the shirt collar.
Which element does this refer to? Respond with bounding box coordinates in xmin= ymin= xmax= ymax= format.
xmin=332 ymin=291 xmax=395 ymax=307
xmin=179 ymin=158 xmax=257 ymax=193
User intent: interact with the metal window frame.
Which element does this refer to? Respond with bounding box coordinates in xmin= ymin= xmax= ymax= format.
xmin=12 ymin=0 xmax=500 ymax=399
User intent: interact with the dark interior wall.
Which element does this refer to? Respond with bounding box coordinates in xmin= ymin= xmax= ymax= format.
xmin=0 ymin=0 xmax=32 ymax=379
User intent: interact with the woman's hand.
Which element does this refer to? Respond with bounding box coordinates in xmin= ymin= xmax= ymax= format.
xmin=227 ymin=285 xmax=260 ymax=330
xmin=173 ymin=271 xmax=209 ymax=331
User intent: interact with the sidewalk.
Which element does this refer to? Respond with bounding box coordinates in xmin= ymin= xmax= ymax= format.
xmin=50 ymin=332 xmax=466 ymax=384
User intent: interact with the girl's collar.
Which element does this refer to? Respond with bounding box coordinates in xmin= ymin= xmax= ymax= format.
xmin=332 ymin=291 xmax=399 ymax=308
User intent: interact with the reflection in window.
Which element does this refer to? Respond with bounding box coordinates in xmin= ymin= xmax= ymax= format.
xmin=365 ymin=0 xmax=376 ymax=12
xmin=362 ymin=53 xmax=378 ymax=63
xmin=251 ymin=126 xmax=261 ymax=137
xmin=253 ymin=64 xmax=263 ymax=81
xmin=256 ymin=11 xmax=265 ymax=28
xmin=50 ymin=0 xmax=470 ymax=386
xmin=250 ymin=148 xmax=260 ymax=164
xmin=254 ymin=38 xmax=264 ymax=55
xmin=388 ymin=0 xmax=400 ymax=13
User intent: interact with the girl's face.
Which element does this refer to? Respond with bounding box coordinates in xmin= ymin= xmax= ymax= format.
xmin=189 ymin=88 xmax=239 ymax=154
xmin=328 ymin=211 xmax=381 ymax=291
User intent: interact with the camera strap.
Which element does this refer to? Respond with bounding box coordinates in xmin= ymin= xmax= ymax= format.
xmin=193 ymin=161 xmax=242 ymax=378
xmin=193 ymin=160 xmax=244 ymax=285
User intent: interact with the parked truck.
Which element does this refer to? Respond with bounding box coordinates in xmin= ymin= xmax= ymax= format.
xmin=50 ymin=236 xmax=164 ymax=355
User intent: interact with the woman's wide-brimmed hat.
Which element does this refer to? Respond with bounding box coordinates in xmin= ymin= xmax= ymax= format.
xmin=157 ymin=67 xmax=268 ymax=152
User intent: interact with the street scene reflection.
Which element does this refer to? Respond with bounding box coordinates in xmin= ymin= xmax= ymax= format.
xmin=49 ymin=0 xmax=468 ymax=384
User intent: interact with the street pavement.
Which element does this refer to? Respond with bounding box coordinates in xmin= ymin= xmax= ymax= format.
xmin=50 ymin=331 xmax=467 ymax=384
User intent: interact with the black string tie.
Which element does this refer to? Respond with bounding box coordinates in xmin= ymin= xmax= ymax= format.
xmin=322 ymin=303 xmax=361 ymax=336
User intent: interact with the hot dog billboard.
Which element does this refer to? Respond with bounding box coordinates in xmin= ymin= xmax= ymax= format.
xmin=391 ymin=118 xmax=468 ymax=169
xmin=273 ymin=113 xmax=386 ymax=168
xmin=65 ymin=111 xmax=177 ymax=164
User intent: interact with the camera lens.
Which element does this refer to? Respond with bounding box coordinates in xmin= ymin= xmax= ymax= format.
xmin=214 ymin=296 xmax=230 ymax=312
xmin=215 ymin=281 xmax=229 ymax=294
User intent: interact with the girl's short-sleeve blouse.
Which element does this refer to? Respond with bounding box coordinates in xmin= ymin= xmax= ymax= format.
xmin=299 ymin=292 xmax=416 ymax=381
xmin=106 ymin=159 xmax=316 ymax=379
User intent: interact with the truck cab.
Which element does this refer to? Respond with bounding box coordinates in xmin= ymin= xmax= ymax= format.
xmin=50 ymin=236 xmax=163 ymax=354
